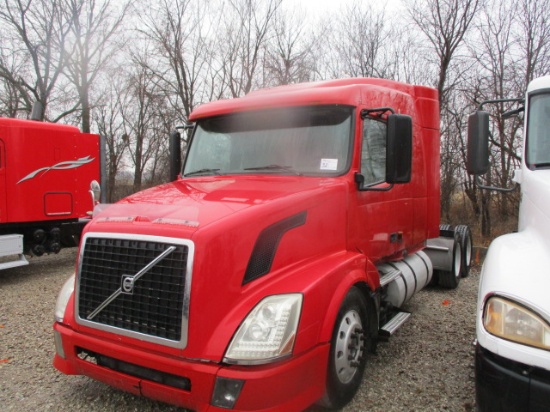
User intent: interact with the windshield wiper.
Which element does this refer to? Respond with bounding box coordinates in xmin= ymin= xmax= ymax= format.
xmin=533 ymin=162 xmax=550 ymax=170
xmin=244 ymin=164 xmax=302 ymax=176
xmin=184 ymin=168 xmax=221 ymax=176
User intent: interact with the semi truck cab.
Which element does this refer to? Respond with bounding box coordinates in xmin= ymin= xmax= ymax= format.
xmin=468 ymin=75 xmax=550 ymax=411
xmin=53 ymin=78 xmax=470 ymax=411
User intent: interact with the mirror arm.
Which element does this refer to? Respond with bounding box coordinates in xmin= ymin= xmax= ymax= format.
xmin=474 ymin=175 xmax=518 ymax=192
xmin=355 ymin=173 xmax=394 ymax=191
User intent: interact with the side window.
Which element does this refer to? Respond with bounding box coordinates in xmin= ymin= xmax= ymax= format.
xmin=361 ymin=117 xmax=386 ymax=185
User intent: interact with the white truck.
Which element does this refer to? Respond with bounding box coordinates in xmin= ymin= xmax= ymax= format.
xmin=467 ymin=75 xmax=550 ymax=411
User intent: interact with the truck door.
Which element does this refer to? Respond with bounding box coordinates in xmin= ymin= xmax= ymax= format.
xmin=354 ymin=114 xmax=414 ymax=262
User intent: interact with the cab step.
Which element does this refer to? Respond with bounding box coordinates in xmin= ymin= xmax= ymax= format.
xmin=0 ymin=234 xmax=29 ymax=270
xmin=379 ymin=311 xmax=411 ymax=339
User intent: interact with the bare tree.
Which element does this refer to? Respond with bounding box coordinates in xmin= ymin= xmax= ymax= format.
xmin=407 ymin=0 xmax=482 ymax=223
xmin=94 ymin=76 xmax=129 ymax=203
xmin=407 ymin=0 xmax=482 ymax=108
xmin=121 ymin=52 xmax=167 ymax=193
xmin=0 ymin=0 xmax=74 ymax=120
xmin=463 ymin=0 xmax=550 ymax=237
xmin=326 ymin=4 xmax=392 ymax=79
xmin=515 ymin=0 xmax=550 ymax=85
xmin=221 ymin=0 xmax=282 ymax=97
xmin=139 ymin=0 xmax=214 ymax=119
xmin=0 ymin=53 xmax=27 ymax=117
xmin=65 ymin=0 xmax=130 ymax=132
xmin=263 ymin=6 xmax=317 ymax=86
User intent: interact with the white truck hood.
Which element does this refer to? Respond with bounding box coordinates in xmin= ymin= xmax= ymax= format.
xmin=477 ymin=169 xmax=550 ymax=370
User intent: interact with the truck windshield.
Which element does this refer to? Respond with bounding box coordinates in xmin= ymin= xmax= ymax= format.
xmin=183 ymin=105 xmax=353 ymax=177
xmin=526 ymin=93 xmax=550 ymax=169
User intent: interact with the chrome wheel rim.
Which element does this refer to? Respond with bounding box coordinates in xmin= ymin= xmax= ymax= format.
xmin=334 ymin=309 xmax=364 ymax=384
xmin=454 ymin=242 xmax=462 ymax=278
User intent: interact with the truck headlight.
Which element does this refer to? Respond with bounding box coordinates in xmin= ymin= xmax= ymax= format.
xmin=55 ymin=274 xmax=75 ymax=323
xmin=483 ymin=296 xmax=550 ymax=350
xmin=224 ymin=294 xmax=303 ymax=365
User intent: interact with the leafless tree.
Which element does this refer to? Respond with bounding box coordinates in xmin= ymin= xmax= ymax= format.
xmin=463 ymin=0 xmax=550 ymax=236
xmin=221 ymin=0 xmax=282 ymax=97
xmin=93 ymin=76 xmax=129 ymax=203
xmin=407 ymin=0 xmax=482 ymax=223
xmin=263 ymin=6 xmax=318 ymax=86
xmin=515 ymin=0 xmax=550 ymax=85
xmin=407 ymin=0 xmax=482 ymax=107
xmin=139 ymin=0 xmax=214 ymax=119
xmin=120 ymin=52 xmax=167 ymax=193
xmin=0 ymin=54 xmax=26 ymax=117
xmin=0 ymin=0 xmax=74 ymax=120
xmin=326 ymin=4 xmax=392 ymax=79
xmin=65 ymin=0 xmax=130 ymax=132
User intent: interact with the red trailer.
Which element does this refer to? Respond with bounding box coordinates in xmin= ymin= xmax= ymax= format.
xmin=0 ymin=118 xmax=103 ymax=269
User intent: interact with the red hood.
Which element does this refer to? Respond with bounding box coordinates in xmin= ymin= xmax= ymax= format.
xmin=80 ymin=175 xmax=350 ymax=361
xmin=88 ymin=176 xmax=341 ymax=235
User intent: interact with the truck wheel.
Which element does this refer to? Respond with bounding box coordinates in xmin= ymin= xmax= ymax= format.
xmin=455 ymin=225 xmax=473 ymax=278
xmin=438 ymin=232 xmax=462 ymax=289
xmin=320 ymin=287 xmax=368 ymax=410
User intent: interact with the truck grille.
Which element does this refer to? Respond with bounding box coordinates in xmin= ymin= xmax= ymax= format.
xmin=76 ymin=233 xmax=193 ymax=348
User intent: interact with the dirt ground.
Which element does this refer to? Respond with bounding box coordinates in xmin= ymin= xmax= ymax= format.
xmin=0 ymin=248 xmax=477 ymax=411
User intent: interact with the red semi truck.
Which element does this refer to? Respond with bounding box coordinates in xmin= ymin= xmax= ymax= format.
xmin=53 ymin=78 xmax=472 ymax=411
xmin=0 ymin=117 xmax=103 ymax=270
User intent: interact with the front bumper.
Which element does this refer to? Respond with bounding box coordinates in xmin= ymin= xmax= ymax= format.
xmin=53 ymin=322 xmax=328 ymax=411
xmin=476 ymin=343 xmax=550 ymax=412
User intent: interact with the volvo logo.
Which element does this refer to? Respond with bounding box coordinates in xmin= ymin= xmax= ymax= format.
xmin=86 ymin=245 xmax=177 ymax=320
xmin=121 ymin=275 xmax=135 ymax=294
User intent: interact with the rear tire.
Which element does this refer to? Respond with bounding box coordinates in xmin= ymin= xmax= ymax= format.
xmin=455 ymin=225 xmax=473 ymax=278
xmin=438 ymin=231 xmax=462 ymax=289
xmin=320 ymin=287 xmax=369 ymax=410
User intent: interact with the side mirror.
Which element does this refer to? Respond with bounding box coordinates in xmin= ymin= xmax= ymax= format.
xmin=169 ymin=130 xmax=182 ymax=181
xmin=88 ymin=180 xmax=101 ymax=215
xmin=466 ymin=111 xmax=490 ymax=175
xmin=386 ymin=114 xmax=412 ymax=184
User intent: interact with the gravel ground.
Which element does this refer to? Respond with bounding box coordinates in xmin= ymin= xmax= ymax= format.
xmin=0 ymin=248 xmax=478 ymax=411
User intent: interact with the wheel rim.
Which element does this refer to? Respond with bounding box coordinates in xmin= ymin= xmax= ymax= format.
xmin=454 ymin=242 xmax=462 ymax=278
xmin=334 ymin=309 xmax=364 ymax=384
xmin=464 ymin=235 xmax=472 ymax=266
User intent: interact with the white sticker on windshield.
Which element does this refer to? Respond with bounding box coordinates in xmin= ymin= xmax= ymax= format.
xmin=320 ymin=158 xmax=338 ymax=171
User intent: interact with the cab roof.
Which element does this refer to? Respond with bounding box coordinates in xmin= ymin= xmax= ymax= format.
xmin=189 ymin=78 xmax=437 ymax=122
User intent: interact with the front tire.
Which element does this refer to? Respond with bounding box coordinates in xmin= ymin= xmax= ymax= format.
xmin=321 ymin=287 xmax=369 ymax=410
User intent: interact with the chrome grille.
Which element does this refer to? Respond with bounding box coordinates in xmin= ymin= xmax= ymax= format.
xmin=76 ymin=233 xmax=193 ymax=347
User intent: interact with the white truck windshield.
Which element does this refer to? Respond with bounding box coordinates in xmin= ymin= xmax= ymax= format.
xmin=527 ymin=93 xmax=550 ymax=169
xmin=183 ymin=106 xmax=353 ymax=177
